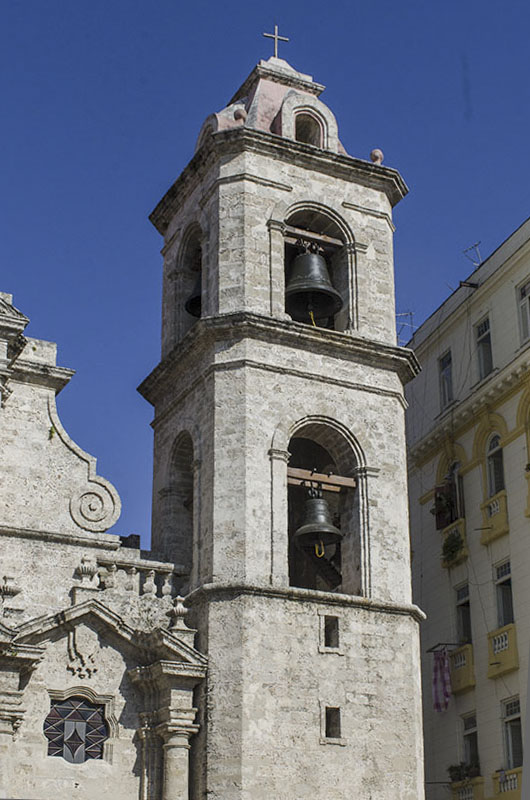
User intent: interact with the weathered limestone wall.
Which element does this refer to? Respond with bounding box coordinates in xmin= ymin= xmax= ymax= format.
xmin=189 ymin=590 xmax=424 ymax=800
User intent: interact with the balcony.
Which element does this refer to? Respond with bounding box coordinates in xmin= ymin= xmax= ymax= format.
xmin=480 ymin=490 xmax=509 ymax=545
xmin=441 ymin=519 xmax=468 ymax=568
xmin=449 ymin=644 xmax=475 ymax=693
xmin=451 ymin=777 xmax=484 ymax=800
xmin=491 ymin=767 xmax=522 ymax=798
xmin=487 ymin=624 xmax=519 ymax=679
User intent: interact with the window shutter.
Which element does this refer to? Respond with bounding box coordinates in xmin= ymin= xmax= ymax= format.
xmin=432 ymin=484 xmax=455 ymax=530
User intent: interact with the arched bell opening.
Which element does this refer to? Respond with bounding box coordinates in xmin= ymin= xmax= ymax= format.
xmin=283 ymin=209 xmax=350 ymax=332
xmin=160 ymin=432 xmax=195 ymax=584
xmin=287 ymin=423 xmax=361 ymax=595
xmin=294 ymin=112 xmax=324 ymax=147
xmin=179 ymin=224 xmax=203 ymax=338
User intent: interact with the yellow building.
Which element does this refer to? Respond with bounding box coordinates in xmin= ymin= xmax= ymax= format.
xmin=406 ymin=218 xmax=530 ymax=800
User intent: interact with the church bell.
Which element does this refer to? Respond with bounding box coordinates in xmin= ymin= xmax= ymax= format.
xmin=293 ymin=486 xmax=342 ymax=552
xmin=184 ymin=273 xmax=202 ymax=318
xmin=285 ymin=251 xmax=343 ymax=323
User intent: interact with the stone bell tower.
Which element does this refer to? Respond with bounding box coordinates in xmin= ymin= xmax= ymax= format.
xmin=139 ymin=53 xmax=425 ymax=800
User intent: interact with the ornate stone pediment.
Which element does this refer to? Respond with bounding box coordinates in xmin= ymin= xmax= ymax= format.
xmin=13 ymin=598 xmax=207 ymax=668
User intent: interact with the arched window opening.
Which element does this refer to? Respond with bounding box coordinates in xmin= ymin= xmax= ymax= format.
xmin=178 ymin=225 xmax=203 ymax=341
xmin=487 ymin=435 xmax=505 ymax=497
xmin=287 ymin=424 xmax=360 ymax=595
xmin=295 ymin=113 xmax=323 ymax=147
xmin=432 ymin=461 xmax=465 ymax=530
xmin=283 ymin=209 xmax=349 ymax=332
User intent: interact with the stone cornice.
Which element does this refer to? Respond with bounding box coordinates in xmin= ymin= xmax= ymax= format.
xmin=9 ymin=359 xmax=74 ymax=394
xmin=0 ymin=523 xmax=122 ymax=550
xmin=409 ymin=350 xmax=530 ymax=465
xmin=186 ymin=582 xmax=426 ymax=624
xmin=137 ymin=312 xmax=420 ymax=408
xmin=228 ymin=63 xmax=325 ymax=105
xmin=149 ymin=128 xmax=408 ymax=235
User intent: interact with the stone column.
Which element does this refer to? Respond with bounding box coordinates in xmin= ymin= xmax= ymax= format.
xmin=159 ymin=726 xmax=195 ymax=800
xmin=269 ymin=447 xmax=290 ymax=586
xmin=267 ymin=220 xmax=290 ymax=319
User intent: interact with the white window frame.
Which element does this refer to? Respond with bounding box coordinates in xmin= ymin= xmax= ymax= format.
xmin=495 ymin=561 xmax=514 ymax=629
xmin=487 ymin=434 xmax=505 ymax=497
xmin=475 ymin=316 xmax=493 ymax=380
xmin=502 ymin=697 xmax=523 ymax=769
xmin=439 ymin=350 xmax=453 ymax=409
xmin=456 ymin=583 xmax=472 ymax=644
xmin=518 ymin=279 xmax=530 ymax=343
xmin=462 ymin=712 xmax=479 ymax=768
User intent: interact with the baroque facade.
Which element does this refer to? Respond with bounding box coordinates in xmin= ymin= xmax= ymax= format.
xmin=407 ymin=218 xmax=530 ymax=800
xmin=1 ymin=55 xmax=424 ymax=799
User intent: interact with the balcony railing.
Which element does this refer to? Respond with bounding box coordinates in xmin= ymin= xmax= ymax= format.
xmin=441 ymin=519 xmax=468 ymax=568
xmin=487 ymin=623 xmax=519 ymax=679
xmin=480 ymin=490 xmax=509 ymax=545
xmin=492 ymin=767 xmax=522 ymax=798
xmin=449 ymin=644 xmax=475 ymax=693
xmin=450 ymin=777 xmax=484 ymax=800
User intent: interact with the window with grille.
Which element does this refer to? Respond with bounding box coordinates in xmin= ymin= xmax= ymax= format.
xmin=456 ymin=584 xmax=472 ymax=643
xmin=439 ymin=351 xmax=453 ymax=408
xmin=476 ymin=317 xmax=493 ymax=380
xmin=502 ymin=698 xmax=523 ymax=769
xmin=495 ymin=562 xmax=514 ymax=628
xmin=518 ymin=280 xmax=530 ymax=342
xmin=487 ymin=435 xmax=505 ymax=497
xmin=44 ymin=696 xmax=108 ymax=763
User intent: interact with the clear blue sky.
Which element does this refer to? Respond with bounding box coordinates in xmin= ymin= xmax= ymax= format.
xmin=2 ymin=0 xmax=529 ymax=544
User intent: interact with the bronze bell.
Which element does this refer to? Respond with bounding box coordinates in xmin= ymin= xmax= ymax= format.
xmin=285 ymin=251 xmax=343 ymax=322
xmin=185 ymin=273 xmax=202 ymax=318
xmin=293 ymin=486 xmax=342 ymax=551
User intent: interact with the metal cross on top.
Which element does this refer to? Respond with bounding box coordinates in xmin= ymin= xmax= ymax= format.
xmin=263 ymin=24 xmax=289 ymax=58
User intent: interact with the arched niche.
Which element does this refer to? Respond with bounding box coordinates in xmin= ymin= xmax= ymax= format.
xmin=178 ymin=223 xmax=203 ymax=338
xmin=287 ymin=420 xmax=362 ymax=595
xmin=283 ymin=206 xmax=353 ymax=332
xmin=279 ymin=90 xmax=339 ymax=152
xmin=159 ymin=432 xmax=195 ymax=578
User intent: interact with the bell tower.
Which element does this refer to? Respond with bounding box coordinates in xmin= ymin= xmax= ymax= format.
xmin=139 ymin=54 xmax=424 ymax=800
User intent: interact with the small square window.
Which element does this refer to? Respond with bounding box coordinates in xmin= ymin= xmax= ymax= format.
xmin=325 ymin=707 xmax=341 ymax=739
xmin=324 ymin=616 xmax=339 ymax=648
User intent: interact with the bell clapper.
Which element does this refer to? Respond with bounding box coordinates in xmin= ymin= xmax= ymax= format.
xmin=315 ymin=540 xmax=325 ymax=558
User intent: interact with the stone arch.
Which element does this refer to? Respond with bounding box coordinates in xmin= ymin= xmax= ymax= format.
xmin=435 ymin=441 xmax=468 ymax=484
xmin=177 ymin=222 xmax=204 ymax=338
xmin=284 ymin=416 xmax=367 ymax=596
xmin=516 ymin=385 xmax=530 ymax=433
xmin=158 ymin=428 xmax=201 ymax=581
xmin=279 ymin=90 xmax=339 ymax=152
xmin=471 ymin=412 xmax=509 ymax=464
xmin=277 ymin=202 xmax=356 ymax=332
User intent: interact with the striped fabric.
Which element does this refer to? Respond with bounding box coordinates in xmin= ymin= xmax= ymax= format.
xmin=433 ymin=649 xmax=451 ymax=712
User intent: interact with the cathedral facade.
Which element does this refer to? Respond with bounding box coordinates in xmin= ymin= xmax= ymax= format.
xmin=0 ymin=56 xmax=425 ymax=799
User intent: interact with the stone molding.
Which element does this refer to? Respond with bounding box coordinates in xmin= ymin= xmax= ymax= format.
xmin=410 ymin=353 xmax=530 ymax=465
xmin=150 ymin=128 xmax=408 ymax=235
xmin=342 ymin=200 xmax=396 ymax=233
xmin=185 ymin=582 xmax=426 ymax=623
xmin=138 ymin=312 xmax=419 ymax=409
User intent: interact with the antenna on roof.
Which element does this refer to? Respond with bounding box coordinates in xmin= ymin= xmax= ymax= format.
xmin=463 ymin=241 xmax=482 ymax=266
xmin=396 ymin=311 xmax=415 ymax=346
